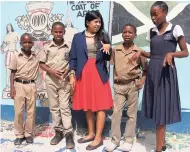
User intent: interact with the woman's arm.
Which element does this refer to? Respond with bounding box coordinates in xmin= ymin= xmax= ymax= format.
xmin=69 ymin=35 xmax=77 ymax=71
xmin=102 ymin=31 xmax=112 ymax=61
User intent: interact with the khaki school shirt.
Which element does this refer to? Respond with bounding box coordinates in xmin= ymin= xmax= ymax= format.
xmin=110 ymin=44 xmax=148 ymax=83
xmin=9 ymin=51 xmax=39 ymax=80
xmin=39 ymin=40 xmax=71 ymax=72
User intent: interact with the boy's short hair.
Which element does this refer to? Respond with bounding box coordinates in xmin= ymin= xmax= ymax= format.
xmin=20 ymin=33 xmax=33 ymax=41
xmin=51 ymin=22 xmax=65 ymax=30
xmin=122 ymin=24 xmax=137 ymax=34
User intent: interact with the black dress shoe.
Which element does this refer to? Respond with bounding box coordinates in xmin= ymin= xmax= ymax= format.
xmin=78 ymin=136 xmax=95 ymax=143
xmin=14 ymin=137 xmax=26 ymax=145
xmin=86 ymin=140 xmax=103 ymax=151
xmin=65 ymin=132 xmax=75 ymax=149
xmin=50 ymin=131 xmax=64 ymax=145
xmin=26 ymin=136 xmax=33 ymax=144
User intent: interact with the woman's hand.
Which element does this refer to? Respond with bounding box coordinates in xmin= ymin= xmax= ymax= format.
xmin=100 ymin=41 xmax=110 ymax=54
xmin=69 ymin=74 xmax=76 ymax=91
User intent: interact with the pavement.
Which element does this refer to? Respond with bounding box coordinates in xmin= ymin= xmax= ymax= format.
xmin=1 ymin=120 xmax=190 ymax=152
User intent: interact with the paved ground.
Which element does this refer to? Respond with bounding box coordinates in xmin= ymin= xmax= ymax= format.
xmin=1 ymin=120 xmax=190 ymax=152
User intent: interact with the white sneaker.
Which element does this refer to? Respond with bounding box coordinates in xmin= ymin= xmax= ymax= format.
xmin=120 ymin=142 xmax=133 ymax=151
xmin=105 ymin=140 xmax=118 ymax=151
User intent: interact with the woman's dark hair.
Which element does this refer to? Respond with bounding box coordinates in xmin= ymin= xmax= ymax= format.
xmin=85 ymin=10 xmax=105 ymax=41
xmin=151 ymin=1 xmax=168 ymax=13
xmin=6 ymin=23 xmax=14 ymax=34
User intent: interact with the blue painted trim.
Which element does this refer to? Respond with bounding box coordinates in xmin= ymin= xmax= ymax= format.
xmin=1 ymin=105 xmax=190 ymax=133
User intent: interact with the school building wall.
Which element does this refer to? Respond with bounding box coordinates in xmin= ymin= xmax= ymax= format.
xmin=1 ymin=1 xmax=190 ymax=133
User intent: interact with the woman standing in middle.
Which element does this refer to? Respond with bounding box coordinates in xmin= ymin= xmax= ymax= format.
xmin=69 ymin=10 xmax=113 ymax=151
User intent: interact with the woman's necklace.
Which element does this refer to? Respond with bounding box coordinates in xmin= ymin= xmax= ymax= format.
xmin=85 ymin=30 xmax=95 ymax=38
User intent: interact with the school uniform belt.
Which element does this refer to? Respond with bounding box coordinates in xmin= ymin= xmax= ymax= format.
xmin=15 ymin=78 xmax=35 ymax=84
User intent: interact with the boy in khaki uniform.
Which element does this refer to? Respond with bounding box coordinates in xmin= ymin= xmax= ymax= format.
xmin=39 ymin=22 xmax=74 ymax=149
xmin=105 ymin=24 xmax=148 ymax=152
xmin=9 ymin=33 xmax=39 ymax=145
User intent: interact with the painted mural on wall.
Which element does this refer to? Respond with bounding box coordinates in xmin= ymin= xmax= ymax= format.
xmin=16 ymin=1 xmax=63 ymax=41
xmin=1 ymin=24 xmax=20 ymax=93
xmin=110 ymin=1 xmax=190 ymax=110
xmin=0 ymin=1 xmax=110 ymax=107
xmin=111 ymin=1 xmax=190 ymax=48
xmin=1 ymin=1 xmax=190 ymax=110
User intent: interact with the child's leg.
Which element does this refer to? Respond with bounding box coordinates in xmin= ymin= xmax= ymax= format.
xmin=14 ymin=83 xmax=25 ymax=139
xmin=111 ymin=92 xmax=126 ymax=146
xmin=124 ymin=86 xmax=138 ymax=144
xmin=58 ymin=85 xmax=75 ymax=149
xmin=156 ymin=125 xmax=166 ymax=151
xmin=46 ymin=78 xmax=64 ymax=145
xmin=58 ymin=86 xmax=73 ymax=134
xmin=25 ymin=84 xmax=36 ymax=138
xmin=46 ymin=80 xmax=63 ymax=132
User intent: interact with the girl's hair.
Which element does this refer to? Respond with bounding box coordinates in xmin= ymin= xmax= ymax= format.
xmin=151 ymin=1 xmax=168 ymax=13
xmin=85 ymin=10 xmax=105 ymax=41
xmin=123 ymin=24 xmax=137 ymax=34
xmin=6 ymin=23 xmax=14 ymax=33
xmin=51 ymin=22 xmax=65 ymax=31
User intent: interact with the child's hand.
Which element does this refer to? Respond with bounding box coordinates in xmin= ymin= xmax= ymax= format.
xmin=10 ymin=87 xmax=16 ymax=99
xmin=100 ymin=41 xmax=110 ymax=55
xmin=61 ymin=69 xmax=69 ymax=79
xmin=128 ymin=52 xmax=141 ymax=64
xmin=135 ymin=78 xmax=145 ymax=90
xmin=163 ymin=53 xmax=174 ymax=68
xmin=49 ymin=69 xmax=63 ymax=80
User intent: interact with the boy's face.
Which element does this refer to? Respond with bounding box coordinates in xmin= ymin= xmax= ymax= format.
xmin=20 ymin=36 xmax=33 ymax=52
xmin=51 ymin=25 xmax=65 ymax=42
xmin=122 ymin=26 xmax=136 ymax=43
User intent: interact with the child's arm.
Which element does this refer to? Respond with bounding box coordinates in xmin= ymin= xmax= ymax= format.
xmin=10 ymin=70 xmax=16 ymax=99
xmin=129 ymin=51 xmax=150 ymax=65
xmin=39 ymin=47 xmax=63 ymax=80
xmin=8 ymin=53 xmax=17 ymax=99
xmin=172 ymin=36 xmax=188 ymax=58
xmin=163 ymin=36 xmax=189 ymax=68
xmin=39 ymin=62 xmax=63 ymax=80
xmin=141 ymin=51 xmax=151 ymax=58
xmin=136 ymin=56 xmax=147 ymax=89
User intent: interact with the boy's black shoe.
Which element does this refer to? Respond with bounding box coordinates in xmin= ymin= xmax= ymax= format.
xmin=14 ymin=137 xmax=26 ymax=145
xmin=26 ymin=136 xmax=33 ymax=144
xmin=65 ymin=132 xmax=75 ymax=149
xmin=50 ymin=130 xmax=64 ymax=145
